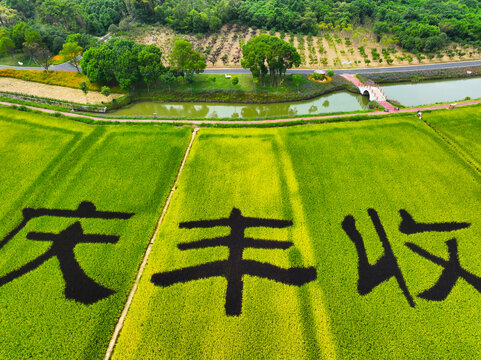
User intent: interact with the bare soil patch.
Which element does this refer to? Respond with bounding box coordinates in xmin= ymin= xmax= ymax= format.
xmin=0 ymin=78 xmax=123 ymax=105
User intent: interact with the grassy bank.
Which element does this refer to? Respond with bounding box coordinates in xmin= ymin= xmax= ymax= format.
xmin=132 ymin=73 xmax=358 ymax=104
xmin=357 ymin=65 xmax=481 ymax=84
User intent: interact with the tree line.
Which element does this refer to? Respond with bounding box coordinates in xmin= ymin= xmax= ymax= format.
xmin=80 ymin=34 xmax=301 ymax=91
xmin=0 ymin=0 xmax=480 ymax=64
xmin=80 ymin=37 xmax=207 ymax=91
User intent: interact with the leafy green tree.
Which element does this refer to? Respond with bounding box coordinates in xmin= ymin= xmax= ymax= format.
xmin=23 ymin=29 xmax=43 ymax=58
xmin=209 ymin=16 xmax=222 ymax=32
xmin=0 ymin=4 xmax=19 ymax=26
xmin=241 ymin=34 xmax=301 ymax=85
xmin=81 ymin=44 xmax=116 ymax=84
xmin=66 ymin=33 xmax=97 ymax=50
xmin=138 ymin=45 xmax=164 ymax=91
xmin=169 ymin=38 xmax=206 ymax=78
xmin=114 ymin=49 xmax=141 ymax=91
xmin=0 ymin=36 xmax=15 ymax=57
xmin=231 ymin=76 xmax=239 ymax=85
xmin=38 ymin=0 xmax=85 ymax=32
xmin=11 ymin=21 xmax=27 ymax=48
xmin=160 ymin=71 xmax=176 ymax=91
xmin=59 ymin=41 xmax=83 ymax=72
xmin=30 ymin=44 xmax=53 ymax=73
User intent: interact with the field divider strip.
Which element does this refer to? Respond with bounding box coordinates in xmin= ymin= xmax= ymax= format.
xmin=104 ymin=127 xmax=199 ymax=360
xmin=421 ymin=117 xmax=481 ymax=176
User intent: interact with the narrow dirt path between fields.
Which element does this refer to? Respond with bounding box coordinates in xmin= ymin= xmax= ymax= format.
xmin=103 ymin=127 xmax=199 ymax=360
xmin=2 ymin=100 xmax=480 ymax=126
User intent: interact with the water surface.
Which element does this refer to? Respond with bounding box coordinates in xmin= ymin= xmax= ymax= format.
xmin=382 ymin=77 xmax=481 ymax=107
xmin=111 ymin=92 xmax=370 ymax=118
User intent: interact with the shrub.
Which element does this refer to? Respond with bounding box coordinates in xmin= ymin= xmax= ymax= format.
xmin=80 ymin=81 xmax=88 ymax=94
xmin=231 ymin=76 xmax=239 ymax=85
xmin=100 ymin=86 xmax=111 ymax=97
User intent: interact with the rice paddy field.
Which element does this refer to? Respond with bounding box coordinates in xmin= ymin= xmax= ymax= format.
xmin=1 ymin=105 xmax=481 ymax=359
xmin=0 ymin=109 xmax=191 ymax=359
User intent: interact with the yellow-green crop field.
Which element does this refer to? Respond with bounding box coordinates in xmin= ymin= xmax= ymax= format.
xmin=1 ymin=106 xmax=481 ymax=359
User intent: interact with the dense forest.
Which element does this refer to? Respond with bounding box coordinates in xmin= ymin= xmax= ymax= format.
xmin=0 ymin=0 xmax=481 ymax=55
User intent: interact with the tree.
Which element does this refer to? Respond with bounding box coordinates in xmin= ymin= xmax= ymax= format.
xmin=115 ymin=49 xmax=141 ymax=91
xmin=160 ymin=71 xmax=175 ymax=91
xmin=209 ymin=16 xmax=222 ymax=32
xmin=241 ymin=34 xmax=301 ymax=85
xmin=138 ymin=45 xmax=164 ymax=91
xmin=59 ymin=41 xmax=83 ymax=72
xmin=23 ymin=29 xmax=43 ymax=59
xmin=81 ymin=44 xmax=116 ymax=84
xmin=31 ymin=44 xmax=53 ymax=73
xmin=66 ymin=33 xmax=97 ymax=50
xmin=169 ymin=39 xmax=206 ymax=78
xmin=231 ymin=76 xmax=239 ymax=85
xmin=11 ymin=21 xmax=27 ymax=48
xmin=0 ymin=36 xmax=15 ymax=57
xmin=0 ymin=4 xmax=19 ymax=26
xmin=38 ymin=0 xmax=85 ymax=32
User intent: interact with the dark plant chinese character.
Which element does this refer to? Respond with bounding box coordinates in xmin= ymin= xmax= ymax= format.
xmin=151 ymin=208 xmax=317 ymax=316
xmin=0 ymin=201 xmax=133 ymax=251
xmin=406 ymin=239 xmax=481 ymax=301
xmin=342 ymin=209 xmax=415 ymax=307
xmin=399 ymin=209 xmax=470 ymax=234
xmin=0 ymin=202 xmax=134 ymax=304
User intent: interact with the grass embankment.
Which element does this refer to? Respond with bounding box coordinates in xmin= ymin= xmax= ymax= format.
xmin=113 ymin=112 xmax=481 ymax=359
xmin=133 ymin=73 xmax=357 ymax=104
xmin=0 ymin=108 xmax=192 ymax=359
xmin=357 ymin=65 xmax=481 ymax=84
xmin=0 ymin=53 xmax=34 ymax=67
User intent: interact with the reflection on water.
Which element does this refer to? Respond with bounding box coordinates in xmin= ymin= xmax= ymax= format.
xmin=111 ymin=92 xmax=371 ymax=118
xmin=382 ymin=77 xmax=481 ymax=107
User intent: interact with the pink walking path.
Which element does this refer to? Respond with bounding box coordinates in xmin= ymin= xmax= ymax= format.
xmin=1 ymin=100 xmax=480 ymax=125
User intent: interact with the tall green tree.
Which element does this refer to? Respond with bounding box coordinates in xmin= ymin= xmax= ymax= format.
xmin=59 ymin=41 xmax=83 ymax=72
xmin=38 ymin=0 xmax=85 ymax=32
xmin=11 ymin=21 xmax=27 ymax=48
xmin=138 ymin=45 xmax=164 ymax=91
xmin=241 ymin=34 xmax=301 ymax=85
xmin=169 ymin=38 xmax=206 ymax=78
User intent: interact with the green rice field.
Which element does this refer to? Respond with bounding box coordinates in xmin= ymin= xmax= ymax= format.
xmin=0 ymin=109 xmax=191 ymax=359
xmin=1 ymin=106 xmax=481 ymax=359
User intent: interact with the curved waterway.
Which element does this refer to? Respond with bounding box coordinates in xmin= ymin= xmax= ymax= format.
xmin=110 ymin=77 xmax=481 ymax=118
xmin=382 ymin=77 xmax=481 ymax=107
xmin=111 ymin=92 xmax=370 ymax=118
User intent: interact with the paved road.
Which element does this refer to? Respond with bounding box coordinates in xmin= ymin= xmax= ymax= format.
xmin=0 ymin=61 xmax=79 ymax=72
xmin=204 ymin=60 xmax=481 ymax=75
xmin=1 ymin=59 xmax=481 ymax=75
